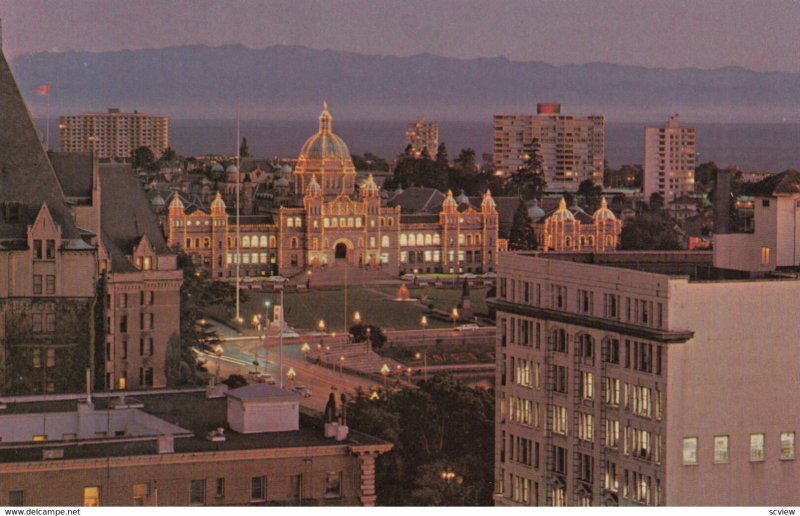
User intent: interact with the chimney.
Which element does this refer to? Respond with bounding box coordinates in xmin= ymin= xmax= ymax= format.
xmin=714 ymin=169 xmax=732 ymax=234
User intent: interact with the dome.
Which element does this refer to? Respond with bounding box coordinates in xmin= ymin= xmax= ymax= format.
xmin=211 ymin=163 xmax=224 ymax=173
xmin=456 ymin=190 xmax=470 ymax=205
xmin=592 ymin=197 xmax=617 ymax=221
xmin=150 ymin=194 xmax=165 ymax=206
xmin=298 ymin=103 xmax=352 ymax=161
xmin=549 ymin=197 xmax=575 ymax=222
xmin=481 ymin=189 xmax=496 ymax=210
xmin=443 ymin=189 xmax=458 ymax=209
xmin=527 ymin=201 xmax=545 ymax=221
xmin=361 ymin=173 xmax=379 ymax=193
xmin=306 ymin=174 xmax=321 ymax=194
xmin=168 ymin=193 xmax=185 ymax=210
xmin=225 ymin=164 xmax=238 ymax=173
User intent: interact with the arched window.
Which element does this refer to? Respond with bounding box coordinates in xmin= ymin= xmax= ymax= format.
xmin=194 ymin=238 xmax=200 ymax=249
xmin=259 ymin=236 xmax=267 ymax=247
xmin=565 ymin=237 xmax=572 ymax=248
xmin=466 ymin=235 xmax=473 ymax=245
xmin=400 ymin=234 xmax=408 ymax=246
xmin=475 ymin=234 xmax=481 ymax=245
xmin=313 ymin=220 xmax=318 ymax=228
xmin=382 ymin=235 xmax=390 ymax=248
xmin=606 ymin=235 xmax=614 ymax=246
xmin=408 ymin=234 xmax=416 ymax=246
xmin=417 ymin=233 xmax=424 ymax=246
xmin=290 ymin=237 xmax=299 ymax=249
xmin=458 ymin=234 xmax=465 ymax=245
xmin=331 ymin=218 xmax=338 ymax=228
xmin=433 ymin=234 xmax=441 ymax=245
xmin=242 ymin=236 xmax=250 ymax=248
xmin=269 ymin=236 xmax=277 ymax=248
xmin=388 ymin=218 xmax=394 ymax=226
xmin=348 ymin=217 xmax=354 ymax=228
xmin=576 ymin=334 xmax=594 ymax=360
xmin=203 ymin=238 xmax=210 ymax=248
xmin=340 ymin=217 xmax=346 ymax=228
xmin=287 ymin=218 xmax=294 ymax=228
xmin=355 ymin=217 xmax=362 ymax=228
xmin=324 ymin=218 xmax=330 ymax=228
xmin=185 ymin=238 xmax=192 ymax=249
xmin=294 ymin=217 xmax=302 ymax=228
xmin=425 ymin=234 xmax=432 ymax=245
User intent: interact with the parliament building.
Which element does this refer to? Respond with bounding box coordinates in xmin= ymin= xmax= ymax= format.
xmin=167 ymin=105 xmax=502 ymax=278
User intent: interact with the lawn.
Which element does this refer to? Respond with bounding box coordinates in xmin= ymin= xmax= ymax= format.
xmin=377 ymin=285 xmax=491 ymax=315
xmin=380 ymin=340 xmax=495 ymax=366
xmin=208 ymin=287 xmax=455 ymax=332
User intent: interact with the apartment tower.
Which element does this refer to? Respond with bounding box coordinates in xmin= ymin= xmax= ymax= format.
xmin=59 ymin=108 xmax=169 ymax=160
xmin=643 ymin=114 xmax=696 ymax=202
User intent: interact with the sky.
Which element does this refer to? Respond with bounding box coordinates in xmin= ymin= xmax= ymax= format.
xmin=1 ymin=0 xmax=800 ymax=73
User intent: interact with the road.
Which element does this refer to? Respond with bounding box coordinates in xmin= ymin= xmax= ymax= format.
xmin=198 ymin=330 xmax=385 ymax=413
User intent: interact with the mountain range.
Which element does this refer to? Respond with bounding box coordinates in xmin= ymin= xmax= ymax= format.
xmin=9 ymin=44 xmax=800 ymax=122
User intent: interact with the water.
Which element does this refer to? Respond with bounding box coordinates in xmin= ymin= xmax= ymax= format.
xmin=40 ymin=118 xmax=800 ymax=172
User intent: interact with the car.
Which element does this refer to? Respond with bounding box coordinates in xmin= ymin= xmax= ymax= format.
xmin=267 ymin=275 xmax=289 ymax=283
xmin=459 ymin=273 xmax=478 ymax=279
xmin=293 ymin=385 xmax=312 ymax=398
xmin=455 ymin=323 xmax=480 ymax=331
xmin=247 ymin=371 xmax=276 ymax=384
xmin=401 ymin=273 xmax=416 ymax=281
xmin=482 ymin=272 xmax=497 ymax=279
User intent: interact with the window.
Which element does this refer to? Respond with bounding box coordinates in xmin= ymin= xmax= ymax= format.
xmin=32 ymin=314 xmax=43 ymax=333
xmin=683 ymin=437 xmax=698 ymax=465
xmin=215 ymin=478 xmax=225 ymax=499
xmin=552 ymin=406 xmax=568 ymax=435
xmin=32 ymin=348 xmax=41 ymax=368
xmin=288 ymin=474 xmax=303 ymax=505
xmin=603 ymin=377 xmax=620 ymax=406
xmin=46 ymin=348 xmax=55 ymax=368
xmin=578 ymin=413 xmax=593 ymax=442
xmin=714 ymin=435 xmax=729 ymax=463
xmin=84 ymin=486 xmax=101 ymax=507
xmin=46 ymin=240 xmax=55 ymax=259
xmin=325 ymin=472 xmax=342 ymax=498
xmin=33 ymin=274 xmax=42 ymax=294
xmin=133 ymin=483 xmax=150 ymax=506
xmin=750 ymin=433 xmax=765 ymax=462
xmin=553 ymin=365 xmax=568 ymax=394
xmin=604 ymin=338 xmax=620 ymax=364
xmin=605 ymin=419 xmax=620 ymax=448
xmin=552 ymin=329 xmax=567 ymax=353
xmin=581 ymin=371 xmax=594 ymax=400
xmin=781 ymin=432 xmax=795 ymax=460
xmin=553 ymin=446 xmax=567 ymax=475
xmin=251 ymin=476 xmax=266 ymax=502
xmin=189 ymin=479 xmax=205 ymax=505
xmin=761 ymin=247 xmax=770 ymax=266
xmin=8 ymin=491 xmax=24 ymax=506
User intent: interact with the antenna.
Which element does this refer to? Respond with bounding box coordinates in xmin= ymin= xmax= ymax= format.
xmin=235 ymin=100 xmax=241 ymax=323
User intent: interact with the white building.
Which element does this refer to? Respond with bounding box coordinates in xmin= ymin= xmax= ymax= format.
xmin=59 ymin=108 xmax=169 ymax=160
xmin=643 ymin=114 xmax=696 ymax=202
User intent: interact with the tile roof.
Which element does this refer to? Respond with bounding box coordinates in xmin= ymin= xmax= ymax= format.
xmin=388 ymin=187 xmax=446 ymax=213
xmin=744 ymin=169 xmax=800 ymax=197
xmin=0 ymin=48 xmax=80 ymax=239
xmin=48 ymin=152 xmax=94 ymax=199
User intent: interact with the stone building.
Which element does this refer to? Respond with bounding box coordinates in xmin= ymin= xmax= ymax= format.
xmin=167 ymin=105 xmax=502 ymax=278
xmin=535 ymin=197 xmax=622 ymax=252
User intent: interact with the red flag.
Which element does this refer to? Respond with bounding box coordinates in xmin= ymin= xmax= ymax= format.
xmin=35 ymin=84 xmax=50 ymax=96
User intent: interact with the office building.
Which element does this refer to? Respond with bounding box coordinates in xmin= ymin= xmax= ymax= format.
xmin=493 ymin=103 xmax=604 ymax=191
xmin=643 ymin=114 xmax=696 ymax=202
xmin=59 ymin=108 xmax=169 ymax=160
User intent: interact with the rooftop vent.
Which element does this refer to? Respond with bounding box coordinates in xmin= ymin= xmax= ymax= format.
xmin=205 ymin=427 xmax=226 ymax=442
xmin=157 ymin=435 xmax=174 ymax=454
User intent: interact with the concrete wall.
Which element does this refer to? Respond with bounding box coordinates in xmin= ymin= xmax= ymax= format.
xmin=666 ymin=278 xmax=800 ymax=505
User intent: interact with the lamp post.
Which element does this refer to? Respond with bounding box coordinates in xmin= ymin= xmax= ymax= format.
xmin=365 ymin=326 xmax=372 ymax=354
xmin=381 ymin=363 xmax=390 ymax=389
xmin=338 ymin=355 xmax=345 ymax=376
xmin=353 ymin=311 xmax=362 ymax=326
xmin=278 ymin=286 xmax=285 ymax=388
xmin=287 ymin=367 xmax=296 ymax=386
xmin=415 ymin=351 xmax=428 ymax=382
xmin=213 ymin=344 xmax=223 ymax=383
xmin=301 ymin=342 xmax=310 ymax=362
xmin=420 ymin=314 xmax=428 ymax=346
xmin=451 ymin=307 xmax=459 ymax=329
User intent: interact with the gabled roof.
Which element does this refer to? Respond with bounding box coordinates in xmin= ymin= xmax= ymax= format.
xmin=388 ymin=187 xmax=446 ymax=213
xmin=0 ymin=48 xmax=79 ymax=239
xmin=98 ymin=163 xmax=171 ymax=272
xmin=48 ymin=152 xmax=94 ymax=199
xmin=744 ymin=169 xmax=800 ymax=197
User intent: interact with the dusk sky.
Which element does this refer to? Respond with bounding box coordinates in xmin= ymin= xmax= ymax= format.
xmin=2 ymin=0 xmax=799 ymax=73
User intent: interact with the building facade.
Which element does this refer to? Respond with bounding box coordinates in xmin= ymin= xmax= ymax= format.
xmin=405 ymin=117 xmax=439 ymax=158
xmin=643 ymin=114 xmax=696 ymax=202
xmin=59 ymin=108 xmax=169 ymax=160
xmin=167 ymin=105 xmax=501 ymax=278
xmin=535 ymin=197 xmax=622 ymax=252
xmin=492 ymin=249 xmax=799 ymax=506
xmin=493 ymin=103 xmax=604 ymax=191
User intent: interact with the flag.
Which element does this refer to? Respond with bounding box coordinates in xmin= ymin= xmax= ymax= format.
xmin=35 ymin=84 xmax=50 ymax=96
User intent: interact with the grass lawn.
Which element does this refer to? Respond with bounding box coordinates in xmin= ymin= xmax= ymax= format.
xmin=377 ymin=285 xmax=490 ymax=315
xmin=207 ymin=287 xmax=454 ymax=332
xmin=380 ymin=341 xmax=495 ymax=366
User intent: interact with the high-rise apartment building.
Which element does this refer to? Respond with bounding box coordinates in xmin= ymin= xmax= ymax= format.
xmin=493 ymin=103 xmax=604 ymax=191
xmin=491 ymin=171 xmax=800 ymax=506
xmin=405 ymin=117 xmax=439 ymax=158
xmin=643 ymin=114 xmax=696 ymax=202
xmin=59 ymin=108 xmax=169 ymax=160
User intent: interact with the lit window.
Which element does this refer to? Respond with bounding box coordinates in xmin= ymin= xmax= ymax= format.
xmin=713 ymin=435 xmax=729 ymax=463
xmin=761 ymin=247 xmax=770 ymax=266
xmin=683 ymin=437 xmax=698 ymax=465
xmin=781 ymin=432 xmax=795 ymax=460
xmin=133 ymin=483 xmax=150 ymax=506
xmin=83 ymin=486 xmax=101 ymax=507
xmin=750 ymin=433 xmax=765 ymax=462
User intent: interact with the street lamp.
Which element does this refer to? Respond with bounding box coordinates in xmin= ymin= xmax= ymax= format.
xmin=301 ymin=342 xmax=310 ymax=361
xmin=338 ymin=355 xmax=345 ymax=376
xmin=318 ymin=319 xmax=326 ymax=333
xmin=415 ymin=351 xmax=428 ymax=382
xmin=353 ymin=311 xmax=362 ymax=326
xmin=381 ymin=363 xmax=390 ymax=389
xmin=213 ymin=344 xmax=223 ymax=383
xmin=287 ymin=367 xmax=296 ymax=385
xmin=451 ymin=307 xmax=459 ymax=328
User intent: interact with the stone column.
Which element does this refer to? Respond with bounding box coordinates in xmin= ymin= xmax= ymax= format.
xmin=357 ymin=452 xmax=377 ymax=506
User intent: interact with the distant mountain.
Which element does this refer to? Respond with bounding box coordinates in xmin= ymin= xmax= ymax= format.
xmin=9 ymin=44 xmax=800 ymax=122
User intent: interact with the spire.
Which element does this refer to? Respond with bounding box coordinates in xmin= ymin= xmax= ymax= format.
xmin=558 ymin=197 xmax=567 ymax=210
xmin=319 ymin=101 xmax=332 ymax=134
xmin=481 ymin=189 xmax=496 ymax=211
xmin=443 ymin=189 xmax=457 ymax=210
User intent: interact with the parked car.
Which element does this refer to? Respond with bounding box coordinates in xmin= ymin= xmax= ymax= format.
xmin=401 ymin=273 xmax=416 ymax=281
xmin=460 ymin=273 xmax=478 ymax=279
xmin=455 ymin=323 xmax=480 ymax=331
xmin=267 ymin=275 xmax=289 ymax=283
xmin=247 ymin=371 xmax=276 ymax=384
xmin=293 ymin=385 xmax=312 ymax=398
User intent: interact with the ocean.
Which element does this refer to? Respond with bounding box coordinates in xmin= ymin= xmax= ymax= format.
xmin=41 ymin=119 xmax=800 ymax=172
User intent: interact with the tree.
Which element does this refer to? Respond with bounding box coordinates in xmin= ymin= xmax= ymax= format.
xmin=159 ymin=146 xmax=177 ymax=164
xmin=620 ymin=211 xmax=682 ymax=250
xmin=508 ymin=202 xmax=538 ymax=250
xmin=578 ymin=179 xmax=603 ymax=212
xmin=131 ymin=145 xmax=158 ymax=172
xmin=349 ymin=323 xmax=387 ymax=350
xmin=505 ymin=138 xmax=546 ymax=201
xmin=346 ymin=375 xmax=494 ymax=506
xmin=239 ymin=137 xmax=251 ymax=158
xmin=649 ymin=192 xmax=665 ymax=211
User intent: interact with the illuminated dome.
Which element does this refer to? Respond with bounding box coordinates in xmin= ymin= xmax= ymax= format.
xmin=211 ymin=192 xmax=226 ymax=210
xmin=592 ymin=196 xmax=617 ymax=221
xmin=294 ymin=102 xmax=356 ymax=197
xmin=549 ymin=197 xmax=575 ymax=222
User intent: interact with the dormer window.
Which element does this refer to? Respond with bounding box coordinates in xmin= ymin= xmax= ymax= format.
xmin=142 ymin=257 xmax=152 ymax=270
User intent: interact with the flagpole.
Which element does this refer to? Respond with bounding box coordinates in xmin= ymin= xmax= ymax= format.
xmin=45 ymin=83 xmax=51 ymax=149
xmin=235 ymin=100 xmax=241 ymax=323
